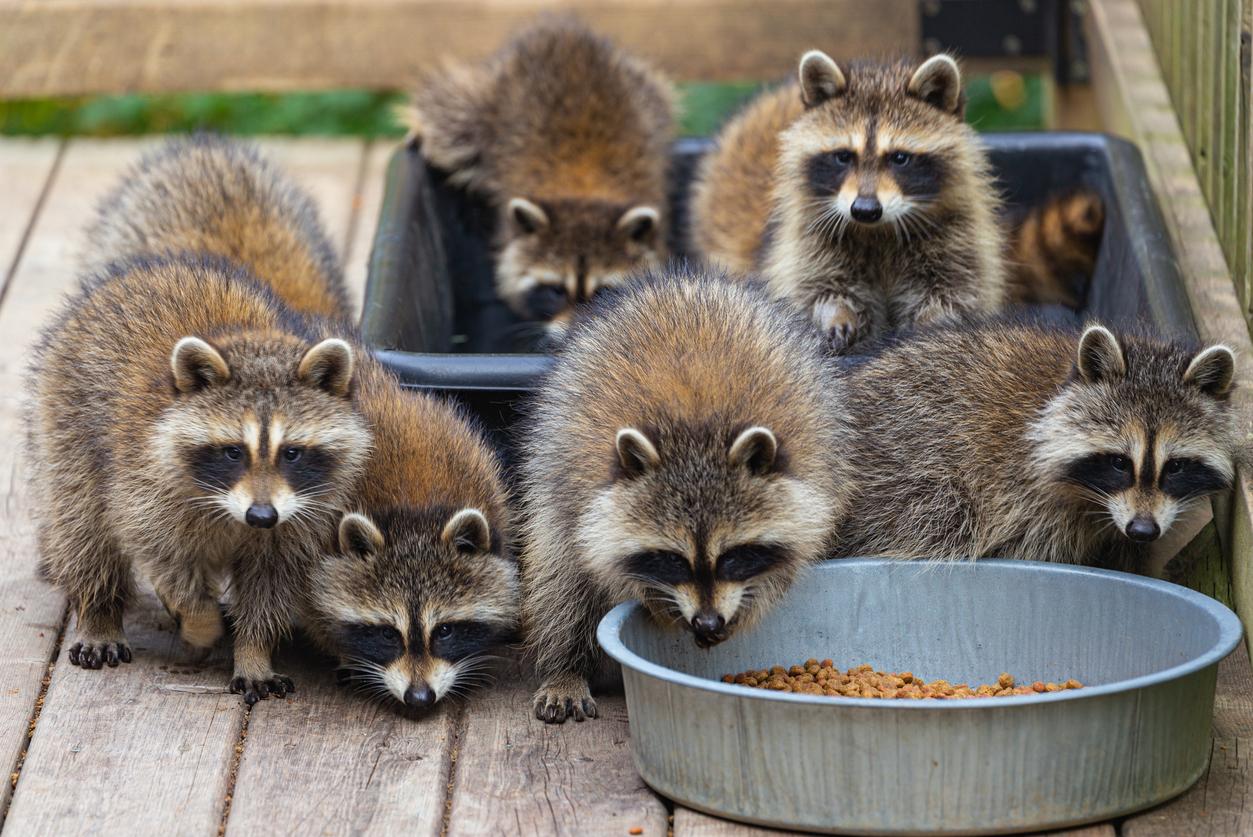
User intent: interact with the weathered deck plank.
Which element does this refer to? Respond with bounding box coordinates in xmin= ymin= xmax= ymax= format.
xmin=0 ymin=138 xmax=68 ymax=816
xmin=0 ymin=140 xmax=247 ymax=836
xmin=447 ymin=671 xmax=667 ymax=836
xmin=227 ymin=646 xmax=455 ymax=836
xmin=0 ymin=140 xmax=60 ymax=300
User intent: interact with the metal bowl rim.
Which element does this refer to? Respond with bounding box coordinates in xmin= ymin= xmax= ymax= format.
xmin=597 ymin=558 xmax=1244 ymax=710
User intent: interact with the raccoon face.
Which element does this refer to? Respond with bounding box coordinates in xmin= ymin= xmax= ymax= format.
xmin=317 ymin=508 xmax=519 ymax=711
xmin=782 ymin=52 xmax=967 ymax=235
xmin=1032 ymin=326 xmax=1238 ymax=547
xmin=580 ymin=425 xmax=832 ymax=648
xmin=495 ymin=197 xmax=663 ymax=338
xmin=156 ymin=335 xmax=370 ymax=530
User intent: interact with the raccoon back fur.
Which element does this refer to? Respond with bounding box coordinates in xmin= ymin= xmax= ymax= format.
xmin=406 ymin=20 xmax=677 ymax=334
xmin=1006 ymin=189 xmax=1106 ymax=308
xmin=83 ymin=134 xmax=350 ymax=322
xmin=304 ymin=359 xmax=519 ymax=712
xmin=28 ymin=138 xmax=369 ymax=705
xmin=691 ymin=53 xmax=1005 ymax=352
xmin=835 ymin=321 xmax=1240 ymax=570
xmin=519 ymin=266 xmax=850 ymax=723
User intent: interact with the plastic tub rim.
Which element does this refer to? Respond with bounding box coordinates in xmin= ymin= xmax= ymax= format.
xmin=597 ymin=557 xmax=1244 ymax=710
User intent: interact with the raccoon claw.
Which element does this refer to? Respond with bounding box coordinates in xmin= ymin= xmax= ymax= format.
xmin=230 ymin=674 xmax=295 ymax=706
xmin=533 ymin=688 xmax=598 ymax=724
xmin=67 ymin=640 xmax=132 ymax=670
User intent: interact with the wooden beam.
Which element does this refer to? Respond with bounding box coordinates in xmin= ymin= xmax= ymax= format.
xmin=1087 ymin=0 xmax=1253 ymax=644
xmin=0 ymin=0 xmax=919 ymax=98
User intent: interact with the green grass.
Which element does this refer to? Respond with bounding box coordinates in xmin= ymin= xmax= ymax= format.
xmin=0 ymin=75 xmax=1044 ymax=138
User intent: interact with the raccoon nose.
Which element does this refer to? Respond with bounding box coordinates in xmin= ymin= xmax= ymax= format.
xmin=245 ymin=503 xmax=279 ymax=529
xmin=404 ymin=683 xmax=436 ymax=709
xmin=1125 ymin=516 xmax=1161 ymax=543
xmin=850 ymin=196 xmax=883 ymax=223
xmin=691 ymin=611 xmax=728 ymax=646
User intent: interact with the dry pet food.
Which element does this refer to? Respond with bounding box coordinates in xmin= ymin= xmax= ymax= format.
xmin=721 ymin=660 xmax=1083 ymax=699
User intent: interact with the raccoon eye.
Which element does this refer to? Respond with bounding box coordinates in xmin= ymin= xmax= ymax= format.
xmin=624 ymin=550 xmax=692 ymax=586
xmin=222 ymin=445 xmax=243 ymax=462
xmin=282 ymin=447 xmax=303 ymax=463
xmin=1164 ymin=459 xmax=1184 ymax=475
xmin=716 ymin=544 xmax=789 ymax=582
xmin=1108 ymin=454 xmax=1133 ymax=473
xmin=888 ymin=151 xmax=912 ymax=167
xmin=832 ymin=149 xmax=854 ymax=165
xmin=434 ymin=624 xmax=454 ymax=640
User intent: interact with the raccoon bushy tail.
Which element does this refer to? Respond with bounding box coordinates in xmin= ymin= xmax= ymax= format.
xmin=403 ymin=61 xmax=498 ymax=193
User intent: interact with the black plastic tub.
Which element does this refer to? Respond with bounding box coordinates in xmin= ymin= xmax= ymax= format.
xmin=362 ymin=132 xmax=1192 ymax=446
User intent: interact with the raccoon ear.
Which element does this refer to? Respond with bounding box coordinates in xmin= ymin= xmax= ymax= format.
xmin=171 ymin=337 xmax=230 ymax=392
xmin=508 ymin=197 xmax=549 ymax=236
xmin=798 ymin=50 xmax=846 ymax=107
xmin=615 ymin=427 xmax=660 ymax=479
xmin=339 ymin=513 xmax=384 ymax=560
xmin=298 ymin=338 xmax=355 ymax=397
xmin=1184 ymin=345 xmax=1236 ymax=398
xmin=728 ymin=426 xmax=778 ymax=475
xmin=1076 ymin=325 xmax=1127 ymax=383
xmin=907 ymin=54 xmax=963 ymax=115
xmin=617 ymin=205 xmax=660 ymax=245
xmin=442 ymin=508 xmax=492 ymax=555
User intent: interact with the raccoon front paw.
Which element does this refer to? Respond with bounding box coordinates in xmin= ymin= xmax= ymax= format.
xmin=67 ymin=638 xmax=132 ymax=669
xmin=812 ymin=296 xmax=865 ymax=353
xmin=533 ymin=677 xmax=598 ymax=724
xmin=229 ymin=673 xmax=295 ymax=706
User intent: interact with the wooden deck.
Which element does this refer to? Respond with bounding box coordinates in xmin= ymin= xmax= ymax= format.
xmin=0 ymin=135 xmax=1249 ymax=836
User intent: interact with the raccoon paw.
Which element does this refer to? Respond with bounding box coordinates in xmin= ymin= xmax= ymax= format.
xmin=533 ymin=679 xmax=598 ymax=724
xmin=229 ymin=674 xmax=296 ymax=706
xmin=812 ymin=296 xmax=864 ymax=353
xmin=67 ymin=639 xmax=132 ymax=670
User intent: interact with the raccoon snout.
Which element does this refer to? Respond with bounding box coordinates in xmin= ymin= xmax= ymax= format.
xmin=403 ymin=682 xmax=437 ymax=710
xmin=1125 ymin=515 xmax=1161 ymax=543
xmin=850 ymin=196 xmax=883 ymax=224
xmin=244 ymin=503 xmax=279 ymax=529
xmin=691 ymin=611 xmax=728 ymax=648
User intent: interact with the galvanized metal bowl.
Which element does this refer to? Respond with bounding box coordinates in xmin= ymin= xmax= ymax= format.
xmin=598 ymin=559 xmax=1243 ymax=835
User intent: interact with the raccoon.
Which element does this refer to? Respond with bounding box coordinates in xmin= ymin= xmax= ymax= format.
xmin=27 ymin=138 xmax=369 ymax=704
xmin=1006 ymin=189 xmax=1106 ymax=308
xmin=84 ymin=134 xmax=350 ymax=322
xmin=405 ymin=19 xmax=677 ymax=336
xmin=691 ymin=52 xmax=1005 ymax=352
xmin=304 ymin=359 xmax=518 ymax=712
xmin=519 ymin=267 xmax=850 ymax=723
xmin=835 ymin=322 xmax=1240 ymax=570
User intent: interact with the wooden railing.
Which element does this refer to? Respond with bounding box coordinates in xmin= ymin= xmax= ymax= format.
xmin=1137 ymin=0 xmax=1252 ymax=321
